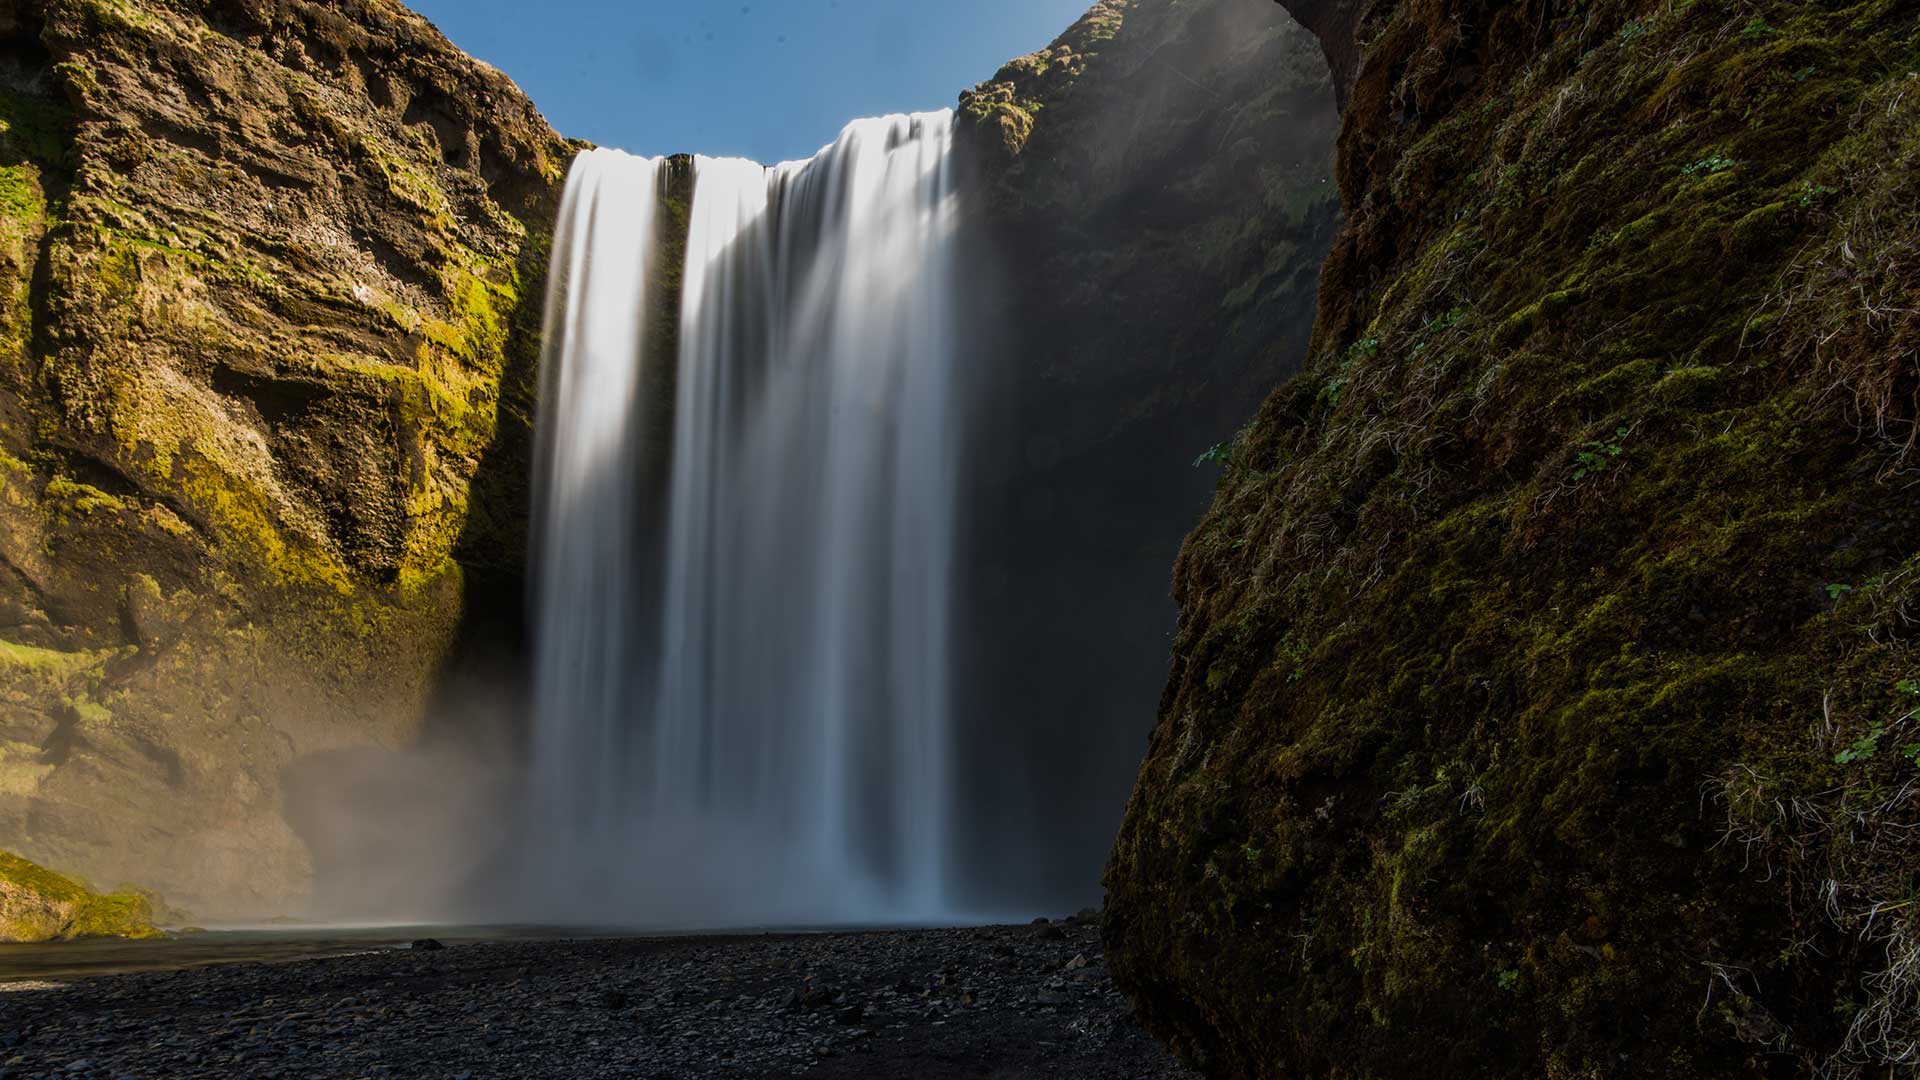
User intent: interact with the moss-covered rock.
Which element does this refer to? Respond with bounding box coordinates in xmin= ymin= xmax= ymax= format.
xmin=0 ymin=0 xmax=571 ymax=915
xmin=0 ymin=848 xmax=162 ymax=941
xmin=1105 ymin=0 xmax=1920 ymax=1076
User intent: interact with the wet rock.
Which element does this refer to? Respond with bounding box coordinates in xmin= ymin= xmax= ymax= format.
xmin=409 ymin=939 xmax=444 ymax=952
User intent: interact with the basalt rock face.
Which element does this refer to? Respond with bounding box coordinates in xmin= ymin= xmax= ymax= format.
xmin=1105 ymin=0 xmax=1920 ymax=1076
xmin=952 ymin=0 xmax=1339 ymax=910
xmin=0 ymin=0 xmax=568 ymax=914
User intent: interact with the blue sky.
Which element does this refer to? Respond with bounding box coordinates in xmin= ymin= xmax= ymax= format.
xmin=409 ymin=0 xmax=1098 ymax=164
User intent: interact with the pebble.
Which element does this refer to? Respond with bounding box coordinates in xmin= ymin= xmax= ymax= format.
xmin=0 ymin=921 xmax=1192 ymax=1079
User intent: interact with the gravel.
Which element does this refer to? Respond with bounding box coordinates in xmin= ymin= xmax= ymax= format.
xmin=0 ymin=918 xmax=1196 ymax=1079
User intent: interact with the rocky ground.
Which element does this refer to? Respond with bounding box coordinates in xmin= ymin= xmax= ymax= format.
xmin=0 ymin=916 xmax=1195 ymax=1079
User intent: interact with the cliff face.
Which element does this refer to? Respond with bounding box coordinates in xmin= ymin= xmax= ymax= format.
xmin=0 ymin=0 xmax=567 ymax=914
xmin=951 ymin=0 xmax=1339 ymax=910
xmin=1106 ymin=0 xmax=1920 ymax=1075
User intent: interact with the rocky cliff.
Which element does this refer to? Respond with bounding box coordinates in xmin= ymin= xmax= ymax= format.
xmin=1106 ymin=0 xmax=1920 ymax=1075
xmin=0 ymin=0 xmax=568 ymax=914
xmin=953 ymin=0 xmax=1339 ymax=910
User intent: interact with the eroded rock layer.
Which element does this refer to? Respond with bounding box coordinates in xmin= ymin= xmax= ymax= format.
xmin=1105 ymin=0 xmax=1920 ymax=1075
xmin=0 ymin=0 xmax=568 ymax=914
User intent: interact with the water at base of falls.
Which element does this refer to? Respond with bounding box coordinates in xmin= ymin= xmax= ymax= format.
xmin=527 ymin=112 xmax=962 ymax=926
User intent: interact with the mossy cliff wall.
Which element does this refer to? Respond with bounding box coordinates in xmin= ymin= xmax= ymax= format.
xmin=952 ymin=0 xmax=1340 ymax=910
xmin=1105 ymin=0 xmax=1920 ymax=1075
xmin=0 ymin=0 xmax=569 ymax=914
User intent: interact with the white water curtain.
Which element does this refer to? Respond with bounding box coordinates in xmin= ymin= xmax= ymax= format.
xmin=529 ymin=113 xmax=961 ymax=925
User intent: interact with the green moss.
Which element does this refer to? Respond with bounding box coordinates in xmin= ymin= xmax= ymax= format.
xmin=65 ymin=693 xmax=112 ymax=726
xmin=0 ymin=849 xmax=88 ymax=906
xmin=1108 ymin=0 xmax=1920 ymax=1075
xmin=177 ymin=456 xmax=352 ymax=595
xmin=67 ymin=0 xmax=167 ymax=37
xmin=0 ymin=165 xmax=46 ymax=227
xmin=67 ymin=891 xmax=162 ymax=939
xmin=0 ymin=639 xmax=111 ymax=679
xmin=43 ymin=476 xmax=128 ymax=516
xmin=0 ymin=850 xmax=162 ymax=942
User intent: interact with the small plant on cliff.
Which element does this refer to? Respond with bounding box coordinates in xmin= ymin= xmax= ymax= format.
xmin=1797 ymin=181 xmax=1838 ymax=207
xmin=1835 ymin=723 xmax=1885 ymax=765
xmin=1572 ymin=427 xmax=1630 ymax=481
xmin=1194 ymin=442 xmax=1233 ymax=467
xmin=1682 ymin=155 xmax=1739 ymax=178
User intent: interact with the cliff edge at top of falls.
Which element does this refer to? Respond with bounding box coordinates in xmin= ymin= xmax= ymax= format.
xmin=1103 ymin=0 xmax=1920 ymax=1075
xmin=0 ymin=0 xmax=570 ymax=914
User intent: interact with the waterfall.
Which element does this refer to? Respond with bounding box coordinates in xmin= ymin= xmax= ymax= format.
xmin=529 ymin=147 xmax=668 ymax=854
xmin=529 ymin=112 xmax=961 ymax=924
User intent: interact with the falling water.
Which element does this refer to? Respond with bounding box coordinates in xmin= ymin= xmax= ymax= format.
xmin=529 ymin=112 xmax=961 ymax=924
xmin=529 ymin=147 xmax=669 ymax=857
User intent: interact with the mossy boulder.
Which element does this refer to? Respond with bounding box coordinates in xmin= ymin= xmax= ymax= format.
xmin=1105 ymin=0 xmax=1920 ymax=1075
xmin=0 ymin=848 xmax=162 ymax=941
